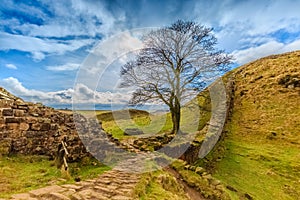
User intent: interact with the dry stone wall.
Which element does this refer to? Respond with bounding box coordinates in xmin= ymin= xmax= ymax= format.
xmin=0 ymin=98 xmax=89 ymax=161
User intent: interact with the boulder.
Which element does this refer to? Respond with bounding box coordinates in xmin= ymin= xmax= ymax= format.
xmin=124 ymin=128 xmax=144 ymax=135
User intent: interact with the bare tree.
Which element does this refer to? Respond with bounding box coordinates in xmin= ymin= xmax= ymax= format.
xmin=120 ymin=20 xmax=232 ymax=134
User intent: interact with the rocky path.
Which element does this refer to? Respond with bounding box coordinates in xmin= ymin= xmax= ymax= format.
xmin=165 ymin=167 xmax=205 ymax=200
xmin=8 ymin=170 xmax=140 ymax=200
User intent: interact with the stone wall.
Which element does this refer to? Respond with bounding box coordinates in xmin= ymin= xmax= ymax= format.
xmin=0 ymin=98 xmax=89 ymax=161
xmin=180 ymin=75 xmax=236 ymax=164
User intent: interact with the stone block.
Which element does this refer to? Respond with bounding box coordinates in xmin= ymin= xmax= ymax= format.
xmin=14 ymin=109 xmax=25 ymax=117
xmin=10 ymin=193 xmax=32 ymax=199
xmin=50 ymin=124 xmax=59 ymax=130
xmin=17 ymin=104 xmax=29 ymax=110
xmin=26 ymin=117 xmax=38 ymax=123
xmin=31 ymin=123 xmax=41 ymax=130
xmin=5 ymin=117 xmax=22 ymax=123
xmin=44 ymin=192 xmax=71 ymax=200
xmin=124 ymin=128 xmax=144 ymax=136
xmin=43 ymin=118 xmax=51 ymax=123
xmin=20 ymin=123 xmax=30 ymax=131
xmin=25 ymin=131 xmax=36 ymax=138
xmin=0 ymin=138 xmax=12 ymax=155
xmin=7 ymin=123 xmax=19 ymax=130
xmin=40 ymin=123 xmax=51 ymax=131
xmin=2 ymin=109 xmax=13 ymax=116
xmin=29 ymin=185 xmax=64 ymax=197
xmin=0 ymin=123 xmax=6 ymax=130
xmin=31 ymin=113 xmax=39 ymax=117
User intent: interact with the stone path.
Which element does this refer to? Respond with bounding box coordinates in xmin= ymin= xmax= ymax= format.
xmin=8 ymin=170 xmax=140 ymax=200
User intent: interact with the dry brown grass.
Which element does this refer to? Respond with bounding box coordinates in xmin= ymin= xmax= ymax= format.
xmin=230 ymin=50 xmax=300 ymax=144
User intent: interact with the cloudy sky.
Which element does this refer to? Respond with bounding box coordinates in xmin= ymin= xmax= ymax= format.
xmin=1 ymin=0 xmax=300 ymax=107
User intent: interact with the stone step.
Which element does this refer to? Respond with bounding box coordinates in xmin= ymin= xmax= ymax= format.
xmin=10 ymin=193 xmax=38 ymax=200
xmin=41 ymin=192 xmax=70 ymax=200
xmin=29 ymin=185 xmax=65 ymax=197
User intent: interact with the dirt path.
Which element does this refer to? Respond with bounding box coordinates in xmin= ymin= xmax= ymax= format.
xmin=8 ymin=169 xmax=140 ymax=200
xmin=165 ymin=167 xmax=206 ymax=200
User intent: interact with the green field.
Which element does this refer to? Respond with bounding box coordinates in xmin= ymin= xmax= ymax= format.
xmin=0 ymin=155 xmax=110 ymax=198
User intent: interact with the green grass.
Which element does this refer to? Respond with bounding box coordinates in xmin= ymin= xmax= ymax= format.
xmin=99 ymin=99 xmax=210 ymax=140
xmin=99 ymin=110 xmax=173 ymax=140
xmin=0 ymin=155 xmax=110 ymax=198
xmin=213 ymin=138 xmax=300 ymax=200
xmin=134 ymin=170 xmax=188 ymax=200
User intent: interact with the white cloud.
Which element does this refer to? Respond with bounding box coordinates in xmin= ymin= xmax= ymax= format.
xmin=5 ymin=64 xmax=17 ymax=69
xmin=74 ymin=30 xmax=145 ymax=92
xmin=73 ymin=83 xmax=131 ymax=104
xmin=0 ymin=77 xmax=131 ymax=105
xmin=1 ymin=77 xmax=54 ymax=102
xmin=231 ymin=38 xmax=300 ymax=65
xmin=216 ymin=0 xmax=300 ymax=35
xmin=283 ymin=39 xmax=300 ymax=51
xmin=46 ymin=63 xmax=81 ymax=71
xmin=4 ymin=0 xmax=120 ymax=39
xmin=0 ymin=32 xmax=95 ymax=60
xmin=31 ymin=52 xmax=46 ymax=62
xmin=190 ymin=1 xmax=300 ymax=52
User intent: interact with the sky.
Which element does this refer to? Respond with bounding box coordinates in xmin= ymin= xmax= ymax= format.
xmin=1 ymin=0 xmax=300 ymax=107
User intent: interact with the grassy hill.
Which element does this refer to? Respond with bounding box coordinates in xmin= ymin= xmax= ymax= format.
xmin=206 ymin=51 xmax=300 ymax=199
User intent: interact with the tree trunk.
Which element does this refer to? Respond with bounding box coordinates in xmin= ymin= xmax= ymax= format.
xmin=171 ymin=99 xmax=181 ymax=134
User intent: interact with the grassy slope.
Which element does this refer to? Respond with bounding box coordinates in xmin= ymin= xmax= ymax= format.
xmin=134 ymin=170 xmax=189 ymax=200
xmin=98 ymin=109 xmax=173 ymax=140
xmin=0 ymin=155 xmax=110 ymax=198
xmin=212 ymin=51 xmax=300 ymax=199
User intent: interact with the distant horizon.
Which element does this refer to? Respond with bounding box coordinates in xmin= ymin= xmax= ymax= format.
xmin=48 ymin=103 xmax=169 ymax=111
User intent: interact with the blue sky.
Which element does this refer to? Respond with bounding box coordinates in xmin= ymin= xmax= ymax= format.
xmin=1 ymin=0 xmax=300 ymax=107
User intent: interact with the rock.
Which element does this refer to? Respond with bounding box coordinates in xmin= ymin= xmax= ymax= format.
xmin=135 ymin=140 xmax=144 ymax=147
xmin=44 ymin=192 xmax=71 ymax=200
xmin=61 ymin=184 xmax=83 ymax=191
xmin=14 ymin=109 xmax=25 ymax=117
xmin=31 ymin=123 xmax=41 ymax=131
xmin=29 ymin=185 xmax=64 ymax=197
xmin=31 ymin=113 xmax=39 ymax=117
xmin=6 ymin=123 xmax=19 ymax=130
xmin=2 ymin=109 xmax=13 ymax=116
xmin=26 ymin=117 xmax=38 ymax=123
xmin=124 ymin=128 xmax=144 ymax=135
xmin=216 ymin=184 xmax=224 ymax=191
xmin=77 ymin=189 xmax=93 ymax=198
xmin=189 ymin=165 xmax=196 ymax=171
xmin=211 ymin=179 xmax=221 ymax=186
xmin=202 ymin=174 xmax=213 ymax=180
xmin=70 ymin=193 xmax=83 ymax=200
xmin=20 ymin=123 xmax=30 ymax=131
xmin=40 ymin=123 xmax=51 ymax=131
xmin=17 ymin=104 xmax=28 ymax=110
xmin=10 ymin=193 xmax=33 ymax=200
xmin=195 ymin=167 xmax=205 ymax=174
xmin=226 ymin=185 xmax=237 ymax=192
xmin=184 ymin=164 xmax=191 ymax=170
xmin=5 ymin=117 xmax=22 ymax=123
xmin=111 ymin=195 xmax=131 ymax=200
xmin=244 ymin=193 xmax=253 ymax=200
